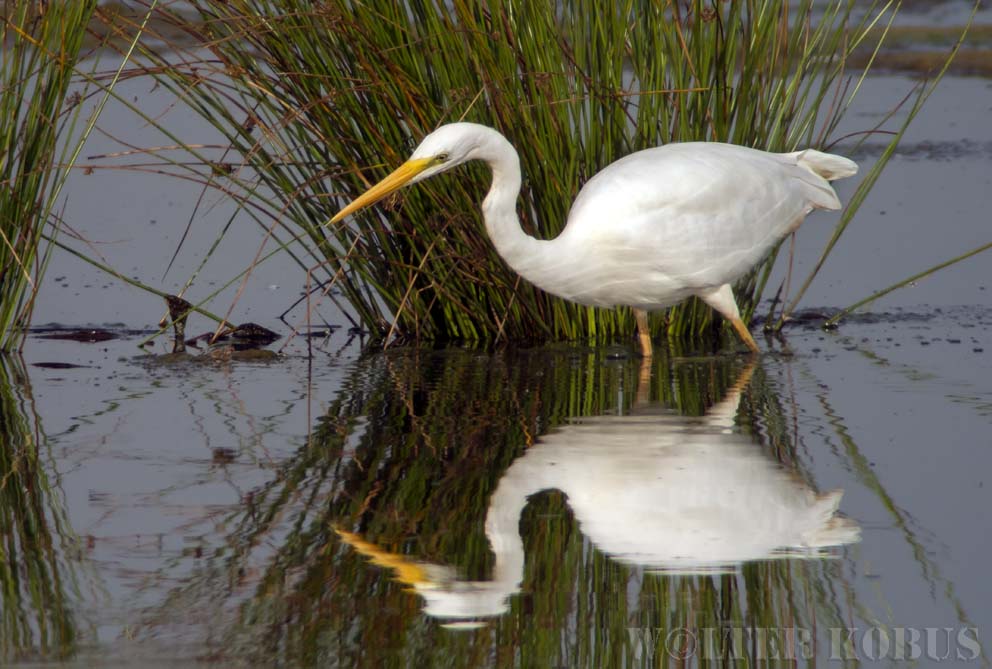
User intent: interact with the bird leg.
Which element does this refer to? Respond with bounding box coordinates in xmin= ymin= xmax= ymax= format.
xmin=634 ymin=308 xmax=653 ymax=358
xmin=730 ymin=316 xmax=760 ymax=354
xmin=699 ymin=284 xmax=760 ymax=354
xmin=636 ymin=353 xmax=652 ymax=406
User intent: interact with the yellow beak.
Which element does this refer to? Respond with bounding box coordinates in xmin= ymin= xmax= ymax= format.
xmin=334 ymin=527 xmax=431 ymax=589
xmin=329 ymin=157 xmax=434 ymax=224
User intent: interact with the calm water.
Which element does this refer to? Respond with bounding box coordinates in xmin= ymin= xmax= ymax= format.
xmin=7 ymin=306 xmax=992 ymax=666
xmin=4 ymin=2 xmax=992 ymax=666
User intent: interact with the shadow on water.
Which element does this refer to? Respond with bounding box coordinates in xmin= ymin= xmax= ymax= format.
xmin=135 ymin=348 xmax=868 ymax=665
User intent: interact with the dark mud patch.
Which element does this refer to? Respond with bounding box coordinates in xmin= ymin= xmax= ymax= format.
xmin=855 ymin=48 xmax=992 ymax=78
xmin=843 ymin=140 xmax=992 ymax=163
xmin=183 ymin=322 xmax=281 ymax=350
xmin=849 ymin=23 xmax=992 ymax=78
xmin=31 ymin=362 xmax=92 ymax=370
xmin=138 ymin=348 xmax=281 ymax=369
xmin=30 ymin=325 xmax=157 ymax=342
xmin=756 ymin=306 xmax=942 ymax=330
xmin=864 ymin=24 xmax=992 ymax=50
xmin=756 ymin=307 xmax=992 ymax=353
xmin=33 ymin=328 xmax=120 ymax=343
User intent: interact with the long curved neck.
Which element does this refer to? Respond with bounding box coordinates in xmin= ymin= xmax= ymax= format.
xmin=476 ymin=131 xmax=567 ymax=296
xmin=482 ymin=448 xmax=563 ymax=593
xmin=482 ymin=468 xmax=531 ymax=592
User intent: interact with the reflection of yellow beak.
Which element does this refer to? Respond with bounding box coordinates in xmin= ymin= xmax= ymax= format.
xmin=334 ymin=527 xmax=431 ymax=589
xmin=330 ymin=157 xmax=434 ymax=224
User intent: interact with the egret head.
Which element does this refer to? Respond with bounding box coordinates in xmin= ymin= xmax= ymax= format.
xmin=330 ymin=123 xmax=489 ymax=223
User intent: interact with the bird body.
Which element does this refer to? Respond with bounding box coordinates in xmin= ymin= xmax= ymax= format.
xmin=331 ymin=123 xmax=857 ymax=353
xmin=510 ymin=141 xmax=850 ymax=310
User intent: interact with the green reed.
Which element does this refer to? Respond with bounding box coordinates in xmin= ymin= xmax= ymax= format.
xmin=0 ymin=2 xmax=97 ymax=350
xmin=119 ymin=0 xmax=959 ymax=347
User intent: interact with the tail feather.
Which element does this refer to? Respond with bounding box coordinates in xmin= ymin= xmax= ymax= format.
xmin=801 ymin=490 xmax=861 ymax=548
xmin=794 ymin=149 xmax=858 ymax=181
xmin=784 ymin=148 xmax=858 ymax=211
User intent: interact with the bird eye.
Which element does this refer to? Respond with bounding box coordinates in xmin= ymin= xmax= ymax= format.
xmin=436 ymin=152 xmax=450 ymax=162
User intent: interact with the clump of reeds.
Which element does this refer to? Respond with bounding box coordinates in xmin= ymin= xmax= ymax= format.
xmin=0 ymin=2 xmax=98 ymax=351
xmin=124 ymin=1 xmax=951 ymax=347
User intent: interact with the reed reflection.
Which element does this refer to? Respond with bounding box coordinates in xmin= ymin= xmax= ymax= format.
xmin=0 ymin=356 xmax=84 ymax=661
xmin=161 ymin=349 xmax=865 ymax=665
xmin=338 ymin=360 xmax=860 ymax=624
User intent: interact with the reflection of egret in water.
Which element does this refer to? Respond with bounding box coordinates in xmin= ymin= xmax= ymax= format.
xmin=337 ymin=361 xmax=859 ymax=624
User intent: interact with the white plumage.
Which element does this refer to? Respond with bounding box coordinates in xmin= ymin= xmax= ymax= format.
xmin=332 ymin=123 xmax=857 ymax=353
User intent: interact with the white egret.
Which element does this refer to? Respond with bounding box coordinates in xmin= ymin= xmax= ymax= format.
xmin=331 ymin=123 xmax=857 ymax=354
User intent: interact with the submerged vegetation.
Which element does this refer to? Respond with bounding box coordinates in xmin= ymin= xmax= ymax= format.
xmin=104 ymin=0 xmax=972 ymax=349
xmin=0 ymin=2 xmax=98 ymax=351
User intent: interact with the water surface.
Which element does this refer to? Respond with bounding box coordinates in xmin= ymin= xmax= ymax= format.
xmin=7 ymin=308 xmax=991 ymax=665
